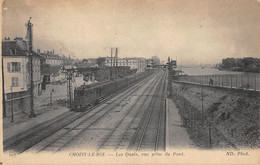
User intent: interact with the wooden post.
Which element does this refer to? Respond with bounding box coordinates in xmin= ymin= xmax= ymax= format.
xmin=110 ymin=48 xmax=113 ymax=80
xmin=50 ymin=89 xmax=52 ymax=107
xmin=247 ymin=75 xmax=250 ymax=90
xmin=241 ymin=75 xmax=243 ymax=89
xmin=201 ymin=85 xmax=204 ymax=125
xmin=2 ymin=56 xmax=6 ymax=118
xmin=222 ymin=75 xmax=223 ymax=87
xmin=27 ymin=17 xmax=36 ymax=118
xmin=182 ymin=99 xmax=185 ymax=126
xmin=115 ymin=48 xmax=118 ymax=81
xmin=236 ymin=75 xmax=237 ymax=89
xmin=231 ymin=75 xmax=232 ymax=88
xmin=218 ymin=75 xmax=220 ymax=86
xmin=209 ymin=126 xmax=212 ymax=148
xmin=10 ymin=86 xmax=14 ymax=123
xmin=189 ymin=106 xmax=192 ymax=127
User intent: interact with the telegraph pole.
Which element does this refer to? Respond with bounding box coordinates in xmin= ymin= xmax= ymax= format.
xmin=168 ymin=57 xmax=172 ymax=97
xmin=27 ymin=17 xmax=36 ymax=118
xmin=50 ymin=89 xmax=53 ymax=107
xmin=115 ymin=48 xmax=118 ymax=91
xmin=110 ymin=48 xmax=113 ymax=80
xmin=2 ymin=55 xmax=6 ymax=118
xmin=115 ymin=48 xmax=118 ymax=80
xmin=66 ymin=69 xmax=74 ymax=108
xmin=10 ymin=86 xmax=14 ymax=122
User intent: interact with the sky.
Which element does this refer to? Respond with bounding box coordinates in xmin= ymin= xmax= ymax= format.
xmin=2 ymin=0 xmax=260 ymax=65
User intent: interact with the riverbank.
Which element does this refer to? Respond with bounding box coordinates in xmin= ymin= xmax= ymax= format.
xmin=170 ymin=81 xmax=260 ymax=149
xmin=218 ymin=68 xmax=260 ymax=73
xmin=178 ymin=67 xmax=249 ymax=76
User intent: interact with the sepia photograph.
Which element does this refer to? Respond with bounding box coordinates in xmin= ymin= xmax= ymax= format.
xmin=1 ymin=0 xmax=260 ymax=164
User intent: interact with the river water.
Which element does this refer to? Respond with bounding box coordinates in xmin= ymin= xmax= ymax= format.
xmin=176 ymin=67 xmax=260 ymax=91
xmin=178 ymin=67 xmax=259 ymax=76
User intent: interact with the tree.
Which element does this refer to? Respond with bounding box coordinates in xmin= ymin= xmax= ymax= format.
xmin=242 ymin=57 xmax=256 ymax=68
xmin=236 ymin=58 xmax=244 ymax=68
xmin=82 ymin=58 xmax=88 ymax=63
xmin=222 ymin=58 xmax=236 ymax=69
xmin=96 ymin=57 xmax=106 ymax=67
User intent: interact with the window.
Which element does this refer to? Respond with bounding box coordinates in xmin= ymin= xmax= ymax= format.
xmin=11 ymin=77 xmax=19 ymax=87
xmin=7 ymin=62 xmax=21 ymax=72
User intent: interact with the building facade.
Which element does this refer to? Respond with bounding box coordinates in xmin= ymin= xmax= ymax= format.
xmin=39 ymin=50 xmax=64 ymax=66
xmin=152 ymin=56 xmax=161 ymax=66
xmin=2 ymin=40 xmax=42 ymax=96
xmin=2 ymin=39 xmax=42 ymax=96
xmin=104 ymin=57 xmax=147 ymax=73
xmin=2 ymin=39 xmax=42 ymax=117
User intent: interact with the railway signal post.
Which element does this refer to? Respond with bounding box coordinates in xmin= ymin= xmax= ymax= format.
xmin=26 ymin=17 xmax=36 ymax=118
xmin=62 ymin=67 xmax=75 ymax=108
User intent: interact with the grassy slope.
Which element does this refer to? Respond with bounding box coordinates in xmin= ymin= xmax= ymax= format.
xmin=171 ymin=82 xmax=259 ymax=149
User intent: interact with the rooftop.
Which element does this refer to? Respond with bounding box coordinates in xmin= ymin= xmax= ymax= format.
xmin=2 ymin=41 xmax=42 ymax=58
xmin=2 ymin=41 xmax=26 ymax=56
xmin=41 ymin=65 xmax=63 ymax=76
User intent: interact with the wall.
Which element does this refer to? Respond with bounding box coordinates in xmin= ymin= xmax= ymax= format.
xmin=32 ymin=57 xmax=42 ymax=96
xmin=3 ymin=56 xmax=42 ymax=97
xmin=4 ymin=91 xmax=31 ymax=117
xmin=3 ymin=56 xmax=28 ymax=93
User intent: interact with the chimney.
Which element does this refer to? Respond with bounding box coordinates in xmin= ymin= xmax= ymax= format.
xmin=14 ymin=37 xmax=23 ymax=41
xmin=53 ymin=49 xmax=54 ymax=55
xmin=37 ymin=49 xmax=40 ymax=53
xmin=47 ymin=51 xmax=50 ymax=55
xmin=4 ymin=37 xmax=10 ymax=41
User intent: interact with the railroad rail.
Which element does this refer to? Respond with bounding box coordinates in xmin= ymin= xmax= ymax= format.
xmin=97 ymin=71 xmax=165 ymax=151
xmin=127 ymin=71 xmax=166 ymax=151
xmin=4 ymin=70 xmax=159 ymax=153
xmin=33 ymin=71 xmax=162 ymax=153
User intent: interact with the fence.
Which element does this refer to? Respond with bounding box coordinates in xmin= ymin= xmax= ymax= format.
xmin=177 ymin=74 xmax=260 ymax=91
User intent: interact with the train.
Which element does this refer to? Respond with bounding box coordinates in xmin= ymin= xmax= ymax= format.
xmin=73 ymin=70 xmax=154 ymax=111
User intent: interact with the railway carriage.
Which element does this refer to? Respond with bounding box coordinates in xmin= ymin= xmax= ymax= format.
xmin=73 ymin=70 xmax=154 ymax=111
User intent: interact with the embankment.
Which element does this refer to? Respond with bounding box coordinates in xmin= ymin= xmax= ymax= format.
xmin=170 ymin=81 xmax=259 ymax=149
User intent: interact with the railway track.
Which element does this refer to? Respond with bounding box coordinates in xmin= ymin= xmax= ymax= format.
xmin=4 ymin=70 xmax=160 ymax=154
xmin=128 ymin=71 xmax=166 ymax=151
xmin=96 ymin=71 xmax=165 ymax=151
xmin=23 ymin=70 xmax=163 ymax=153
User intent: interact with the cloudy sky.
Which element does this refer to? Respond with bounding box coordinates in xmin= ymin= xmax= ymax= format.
xmin=2 ymin=0 xmax=260 ymax=65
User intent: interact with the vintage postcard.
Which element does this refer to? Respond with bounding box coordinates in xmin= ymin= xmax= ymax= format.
xmin=1 ymin=0 xmax=260 ymax=164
